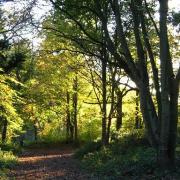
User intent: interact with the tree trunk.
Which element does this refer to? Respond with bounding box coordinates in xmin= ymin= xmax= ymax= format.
xmin=130 ymin=0 xmax=159 ymax=148
xmin=2 ymin=119 xmax=7 ymax=143
xmin=73 ymin=75 xmax=78 ymax=142
xmin=70 ymin=124 xmax=74 ymax=141
xmin=158 ymin=0 xmax=174 ymax=168
xmin=116 ymin=91 xmax=123 ymax=131
xmin=135 ymin=91 xmax=141 ymax=129
xmin=139 ymin=86 xmax=159 ymax=148
xmin=101 ymin=53 xmax=107 ymax=146
xmin=34 ymin=124 xmax=38 ymax=141
xmin=66 ymin=91 xmax=74 ymax=142
xmin=168 ymin=81 xmax=179 ymax=165
xmin=106 ymin=66 xmax=116 ymax=144
xmin=66 ymin=91 xmax=71 ymax=142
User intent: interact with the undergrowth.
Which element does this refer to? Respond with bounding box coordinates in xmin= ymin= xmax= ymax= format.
xmin=0 ymin=143 xmax=19 ymax=178
xmin=75 ymin=130 xmax=180 ymax=179
xmin=0 ymin=150 xmax=17 ymax=169
xmin=24 ymin=138 xmax=82 ymax=149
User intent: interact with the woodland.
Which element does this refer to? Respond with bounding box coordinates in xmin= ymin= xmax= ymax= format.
xmin=0 ymin=0 xmax=179 ymax=179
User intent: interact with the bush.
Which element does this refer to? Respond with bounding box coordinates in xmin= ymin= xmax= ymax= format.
xmin=76 ymin=129 xmax=180 ymax=179
xmin=0 ymin=142 xmax=22 ymax=154
xmin=79 ymin=144 xmax=156 ymax=179
xmin=0 ymin=150 xmax=17 ymax=169
xmin=0 ymin=170 xmax=7 ymax=180
xmin=75 ymin=131 xmax=158 ymax=179
xmin=82 ymin=147 xmax=112 ymax=173
xmin=74 ymin=141 xmax=102 ymax=159
xmin=0 ymin=143 xmax=18 ymax=178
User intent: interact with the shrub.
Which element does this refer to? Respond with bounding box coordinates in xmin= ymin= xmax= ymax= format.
xmin=75 ymin=130 xmax=157 ymax=179
xmin=79 ymin=144 xmax=156 ymax=178
xmin=74 ymin=141 xmax=102 ymax=159
xmin=0 ymin=142 xmax=22 ymax=154
xmin=0 ymin=150 xmax=17 ymax=169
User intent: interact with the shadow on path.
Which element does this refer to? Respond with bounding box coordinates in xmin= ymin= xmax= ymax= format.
xmin=8 ymin=146 xmax=97 ymax=180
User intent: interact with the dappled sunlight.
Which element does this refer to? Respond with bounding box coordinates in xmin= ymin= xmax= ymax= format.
xmin=19 ymin=153 xmax=73 ymax=163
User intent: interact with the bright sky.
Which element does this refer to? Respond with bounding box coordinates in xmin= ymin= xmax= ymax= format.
xmin=2 ymin=0 xmax=180 ymax=47
xmin=3 ymin=0 xmax=180 ymax=23
xmin=169 ymin=0 xmax=180 ymax=10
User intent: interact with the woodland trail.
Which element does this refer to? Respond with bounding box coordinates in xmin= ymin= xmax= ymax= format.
xmin=8 ymin=145 xmax=97 ymax=180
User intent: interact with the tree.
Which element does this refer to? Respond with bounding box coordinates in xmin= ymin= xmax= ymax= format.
xmin=26 ymin=31 xmax=102 ymax=143
xmin=48 ymin=0 xmax=180 ymax=168
xmin=0 ymin=37 xmax=27 ymax=143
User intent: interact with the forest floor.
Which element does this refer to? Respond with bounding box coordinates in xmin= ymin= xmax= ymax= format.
xmin=7 ymin=145 xmax=97 ymax=180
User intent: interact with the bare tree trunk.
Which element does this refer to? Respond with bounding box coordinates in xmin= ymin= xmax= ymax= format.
xmin=66 ymin=91 xmax=74 ymax=142
xmin=33 ymin=124 xmax=38 ymax=141
xmin=158 ymin=0 xmax=174 ymax=168
xmin=135 ymin=91 xmax=141 ymax=129
xmin=102 ymin=58 xmax=107 ymax=145
xmin=2 ymin=119 xmax=7 ymax=143
xmin=168 ymin=81 xmax=179 ymax=165
xmin=106 ymin=66 xmax=116 ymax=143
xmin=66 ymin=91 xmax=71 ymax=142
xmin=130 ymin=0 xmax=159 ymax=148
xmin=116 ymin=91 xmax=122 ymax=131
xmin=73 ymin=75 xmax=78 ymax=142
xmin=70 ymin=124 xmax=74 ymax=142
xmin=139 ymin=86 xmax=159 ymax=148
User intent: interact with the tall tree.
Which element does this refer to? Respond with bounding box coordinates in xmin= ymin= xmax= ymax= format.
xmin=48 ymin=0 xmax=180 ymax=168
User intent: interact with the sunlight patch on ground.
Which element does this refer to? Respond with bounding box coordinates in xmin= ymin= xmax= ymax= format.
xmin=19 ymin=153 xmax=73 ymax=163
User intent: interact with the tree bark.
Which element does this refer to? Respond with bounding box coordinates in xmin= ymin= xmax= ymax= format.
xmin=116 ymin=91 xmax=123 ymax=131
xmin=106 ymin=66 xmax=116 ymax=143
xmin=140 ymin=4 xmax=162 ymax=125
xmin=73 ymin=75 xmax=78 ymax=142
xmin=101 ymin=53 xmax=107 ymax=146
xmin=130 ymin=0 xmax=159 ymax=148
xmin=66 ymin=91 xmax=74 ymax=142
xmin=66 ymin=91 xmax=71 ymax=142
xmin=168 ymin=80 xmax=179 ymax=165
xmin=33 ymin=124 xmax=38 ymax=141
xmin=135 ymin=91 xmax=141 ymax=129
xmin=158 ymin=0 xmax=172 ymax=168
xmin=138 ymin=86 xmax=159 ymax=148
xmin=2 ymin=119 xmax=7 ymax=143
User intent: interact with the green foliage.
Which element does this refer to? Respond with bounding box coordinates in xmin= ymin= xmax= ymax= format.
xmin=0 ymin=147 xmax=17 ymax=179
xmin=0 ymin=73 xmax=23 ymax=139
xmin=0 ymin=142 xmax=22 ymax=154
xmin=0 ymin=143 xmax=20 ymax=178
xmin=74 ymin=141 xmax=102 ymax=159
xmin=39 ymin=121 xmax=66 ymax=143
xmin=170 ymin=11 xmax=180 ymax=28
xmin=0 ymin=28 xmax=30 ymax=143
xmin=0 ymin=150 xmax=17 ymax=169
xmin=75 ymin=131 xmax=157 ymax=179
xmin=78 ymin=109 xmax=101 ymax=142
xmin=80 ymin=146 xmax=156 ymax=179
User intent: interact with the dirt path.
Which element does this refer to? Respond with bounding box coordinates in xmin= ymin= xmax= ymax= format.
xmin=8 ymin=146 xmax=98 ymax=180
